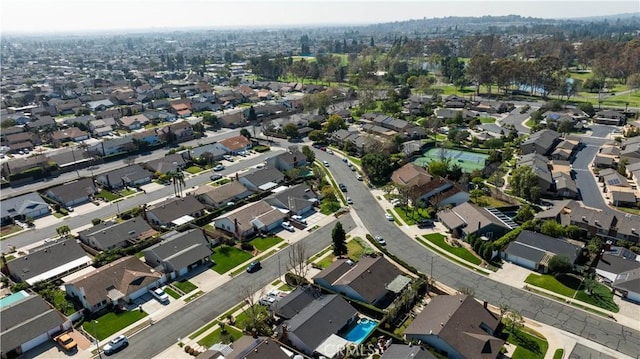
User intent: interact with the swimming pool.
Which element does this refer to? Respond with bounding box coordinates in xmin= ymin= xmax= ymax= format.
xmin=343 ymin=318 xmax=378 ymax=344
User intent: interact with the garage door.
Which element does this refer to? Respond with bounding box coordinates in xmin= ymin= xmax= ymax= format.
xmin=21 ymin=332 xmax=49 ymax=353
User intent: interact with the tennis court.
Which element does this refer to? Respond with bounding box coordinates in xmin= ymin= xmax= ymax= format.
xmin=414 ymin=148 xmax=489 ymax=172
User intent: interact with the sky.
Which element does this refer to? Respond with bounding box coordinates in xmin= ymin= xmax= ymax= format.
xmin=1 ymin=0 xmax=638 ymax=34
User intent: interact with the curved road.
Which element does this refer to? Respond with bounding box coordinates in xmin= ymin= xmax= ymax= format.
xmin=314 ymin=149 xmax=640 ymax=358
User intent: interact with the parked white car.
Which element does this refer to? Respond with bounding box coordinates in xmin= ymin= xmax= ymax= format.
xmin=385 ymin=213 xmax=394 ymax=221
xmin=151 ymin=288 xmax=169 ymax=304
xmin=103 ymin=335 xmax=128 ymax=355
xmin=291 ymin=215 xmax=307 ymax=224
xmin=281 ymin=221 xmax=295 ymax=232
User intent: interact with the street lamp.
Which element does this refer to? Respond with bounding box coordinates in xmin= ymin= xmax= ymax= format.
xmin=93 ymin=320 xmax=103 ymax=359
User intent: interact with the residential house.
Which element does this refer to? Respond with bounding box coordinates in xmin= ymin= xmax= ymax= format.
xmin=5 ymin=239 xmax=92 ymax=285
xmin=502 ymin=230 xmax=583 ymax=272
xmin=145 ymin=196 xmax=206 ymax=227
xmin=435 ymin=108 xmax=475 ymax=121
xmin=594 ymin=110 xmax=626 ymax=125
xmin=170 ymin=102 xmax=192 ymax=118
xmin=552 ymin=172 xmax=579 ymax=199
xmin=560 ymin=204 xmax=617 ymax=239
xmin=517 ymin=153 xmax=554 ymax=195
xmin=143 ymin=153 xmax=186 ymax=175
xmin=214 ymin=200 xmax=286 ymax=240
xmin=611 ymin=190 xmax=637 ymax=208
xmin=612 ymin=269 xmax=640 ymax=302
xmin=27 ymin=116 xmax=57 ymax=132
xmin=4 ymin=132 xmax=41 ymax=153
xmin=194 ymin=181 xmax=253 ymax=209
xmin=520 ymin=129 xmax=560 ymax=156
xmin=91 ymin=135 xmax=135 ymax=156
xmin=391 ymin=163 xmax=469 ymax=207
xmin=593 ymin=155 xmax=615 ymax=169
xmin=273 ymin=285 xmax=322 ymax=319
xmin=437 ymin=202 xmax=516 ymax=239
xmin=550 ymin=139 xmax=580 ymax=161
xmin=0 ymin=294 xmax=70 ymax=359
xmin=620 ymin=142 xmax=640 ymax=163
xmin=65 ymin=256 xmax=163 ymax=313
xmin=443 ymin=95 xmax=469 ymax=108
xmin=77 ymin=217 xmax=158 ymax=251
xmin=88 ymin=119 xmax=114 ymax=137
xmin=405 ymin=295 xmax=504 ymax=359
xmin=44 ymin=178 xmax=97 ymax=208
xmin=158 ymin=121 xmax=194 ymax=143
xmin=239 ymin=167 xmax=285 ymax=191
xmin=313 ymin=256 xmax=406 ymax=305
xmin=595 ymin=246 xmax=640 ymax=285
xmin=219 ymin=111 xmax=247 ymax=128
xmin=95 ymin=164 xmax=152 ymax=190
xmin=219 ymin=135 xmax=252 ymax=154
xmin=1 ymin=192 xmax=50 ymax=225
xmin=361 ymin=123 xmax=397 ymax=139
xmin=266 ymin=150 xmax=308 ymax=172
xmin=132 ymin=128 xmax=161 ymax=146
xmin=118 ymin=114 xmax=150 ymax=130
xmin=1 ymin=155 xmax=49 ymax=179
xmin=199 ymin=336 xmax=298 ymax=359
xmin=143 ymin=229 xmax=213 ymax=279
xmin=86 ymin=99 xmax=114 ymax=112
xmin=265 ymin=183 xmax=319 ymax=215
xmin=372 ymin=115 xmax=410 ymax=132
xmin=277 ymin=294 xmax=358 ymax=356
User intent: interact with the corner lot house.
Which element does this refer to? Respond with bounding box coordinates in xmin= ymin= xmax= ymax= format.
xmin=405 ymin=295 xmax=504 ymax=359
xmin=77 ymin=217 xmax=158 ymax=251
xmin=502 ymin=230 xmax=584 ymax=273
xmin=265 ymin=183 xmax=319 ymax=215
xmin=65 ymin=256 xmax=163 ymax=313
xmin=0 ymin=294 xmax=70 ymax=358
xmin=219 ymin=135 xmax=252 ymax=154
xmin=1 ymin=192 xmax=50 ymax=225
xmin=44 ymin=178 xmax=97 ymax=208
xmin=596 ymin=247 xmax=640 ymax=285
xmin=143 ymin=229 xmax=213 ymax=279
xmin=5 ymin=239 xmax=92 ymax=285
xmin=437 ymin=202 xmax=516 ymax=239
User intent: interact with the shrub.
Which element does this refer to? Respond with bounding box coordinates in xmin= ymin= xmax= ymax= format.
xmin=240 ymin=242 xmax=254 ymax=251
xmin=91 ymin=218 xmax=102 ymax=225
xmin=184 ymin=345 xmax=191 ymax=353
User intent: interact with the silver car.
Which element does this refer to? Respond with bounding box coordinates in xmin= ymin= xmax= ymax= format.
xmin=103 ymin=335 xmax=128 ymax=355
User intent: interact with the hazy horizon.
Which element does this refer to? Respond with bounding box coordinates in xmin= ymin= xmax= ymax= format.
xmin=1 ymin=0 xmax=639 ymax=35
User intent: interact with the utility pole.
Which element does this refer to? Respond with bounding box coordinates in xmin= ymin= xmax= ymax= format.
xmin=93 ymin=320 xmax=103 ymax=359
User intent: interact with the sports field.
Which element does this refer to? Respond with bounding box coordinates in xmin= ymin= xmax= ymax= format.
xmin=414 ymin=148 xmax=489 ymax=172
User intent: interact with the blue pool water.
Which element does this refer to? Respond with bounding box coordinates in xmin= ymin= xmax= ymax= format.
xmin=0 ymin=290 xmax=29 ymax=307
xmin=343 ymin=318 xmax=378 ymax=344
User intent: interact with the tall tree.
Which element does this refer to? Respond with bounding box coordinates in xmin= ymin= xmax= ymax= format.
xmin=287 ymin=241 xmax=309 ymax=282
xmin=332 ymin=222 xmax=347 ymax=256
xmin=301 ymin=145 xmax=315 ymax=163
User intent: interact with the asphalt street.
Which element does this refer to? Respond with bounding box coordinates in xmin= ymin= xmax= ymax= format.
xmin=1 ymin=149 xmax=283 ymax=250
xmin=499 ymin=105 xmax=536 ymax=134
xmin=110 ymin=215 xmax=356 ymax=359
xmin=314 ymin=149 xmax=640 ymax=358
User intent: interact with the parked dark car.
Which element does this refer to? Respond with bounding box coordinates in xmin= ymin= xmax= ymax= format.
xmin=246 ymin=261 xmax=261 ymax=273
xmin=417 ymin=219 xmax=434 ymax=228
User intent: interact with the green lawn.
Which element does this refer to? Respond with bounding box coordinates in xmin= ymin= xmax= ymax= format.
xmin=392 ymin=206 xmax=430 ymax=225
xmin=575 ymin=282 xmax=619 ymax=312
xmin=52 ymin=212 xmax=67 ymax=218
xmin=84 ymin=310 xmax=148 ymax=340
xmin=197 ymin=324 xmax=243 ymax=347
xmin=479 ymin=117 xmax=496 ymax=124
xmin=423 ymin=233 xmax=482 ymax=265
xmin=95 ymin=190 xmax=120 ymax=201
xmin=249 ymin=236 xmax=283 ymax=251
xmin=278 ymin=283 xmax=294 ymax=291
xmin=553 ymin=349 xmax=564 ymax=359
xmin=118 ymin=189 xmax=136 ymax=197
xmin=185 ymin=166 xmax=203 ymax=174
xmin=505 ymin=327 xmax=548 ymax=359
xmin=173 ymin=280 xmax=198 ymax=294
xmin=164 ymin=287 xmax=181 ymax=299
xmin=212 ymin=178 xmax=232 ymax=186
xmin=473 ymin=195 xmax=511 ymax=208
xmin=615 ymin=206 xmax=640 ymax=215
xmin=317 ymin=240 xmax=365 ymax=268
xmin=211 ymin=245 xmax=253 ymax=274
xmin=525 ymin=274 xmax=579 ymax=297
xmin=525 ymin=118 xmax=536 ymax=127
xmin=234 ymin=305 xmax=269 ymax=330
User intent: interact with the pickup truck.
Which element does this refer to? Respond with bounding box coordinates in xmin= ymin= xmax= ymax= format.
xmin=54 ymin=333 xmax=78 ymax=351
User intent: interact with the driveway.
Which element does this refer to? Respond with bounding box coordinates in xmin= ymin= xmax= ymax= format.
xmin=499 ymin=106 xmax=537 ymax=134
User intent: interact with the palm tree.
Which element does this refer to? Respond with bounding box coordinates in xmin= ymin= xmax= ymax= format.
xmin=170 ymin=170 xmax=186 ymax=197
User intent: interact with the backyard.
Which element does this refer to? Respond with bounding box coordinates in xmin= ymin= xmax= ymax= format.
xmin=83 ymin=310 xmax=148 ymax=340
xmin=525 ymin=274 xmax=619 ymax=312
xmin=423 ymin=233 xmax=482 ymax=265
xmin=210 ymin=245 xmax=254 ymax=274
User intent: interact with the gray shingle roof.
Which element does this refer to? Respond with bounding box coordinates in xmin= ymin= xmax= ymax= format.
xmin=239 ymin=167 xmax=284 ymax=188
xmin=147 ymin=196 xmax=206 ymax=224
xmin=144 ymin=229 xmax=212 ymax=272
xmin=1 ymin=192 xmax=49 ymax=220
xmin=7 ymin=239 xmax=90 ymax=283
xmin=45 ymin=178 xmax=96 ymax=204
xmin=504 ymin=242 xmax=546 ymax=263
xmin=512 ymin=230 xmax=582 ymax=263
xmin=77 ymin=217 xmax=157 ymax=249
xmin=98 ymin=164 xmax=152 ymax=187
xmin=0 ymin=295 xmax=66 ymax=353
xmin=274 ymin=285 xmax=323 ymax=319
xmin=284 ymin=294 xmax=357 ymax=353
xmin=381 ymin=344 xmax=437 ymax=359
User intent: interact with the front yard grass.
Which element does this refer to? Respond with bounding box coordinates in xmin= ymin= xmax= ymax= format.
xmin=118 ymin=188 xmax=136 ymax=197
xmin=525 ymin=274 xmax=619 ymax=312
xmin=317 ymin=240 xmax=365 ymax=268
xmin=95 ymin=190 xmax=121 ymax=202
xmin=423 ymin=233 xmax=482 ymax=265
xmin=574 ymin=281 xmax=619 ymax=312
xmin=479 ymin=116 xmax=496 ymax=123
xmin=211 ymin=245 xmax=253 ymax=274
xmin=173 ymin=280 xmax=198 ymax=294
xmin=164 ymin=287 xmax=181 ymax=299
xmin=249 ymin=236 xmax=283 ymax=251
xmin=0 ymin=224 xmax=23 ymax=238
xmin=504 ymin=327 xmax=548 ymax=359
xmin=197 ymin=324 xmax=243 ymax=347
xmin=185 ymin=166 xmax=203 ymax=174
xmin=393 ymin=206 xmax=430 ymax=225
xmin=234 ymin=305 xmax=269 ymax=330
xmin=472 ymin=195 xmax=511 ymax=208
xmin=85 ymin=310 xmax=148 ymax=340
